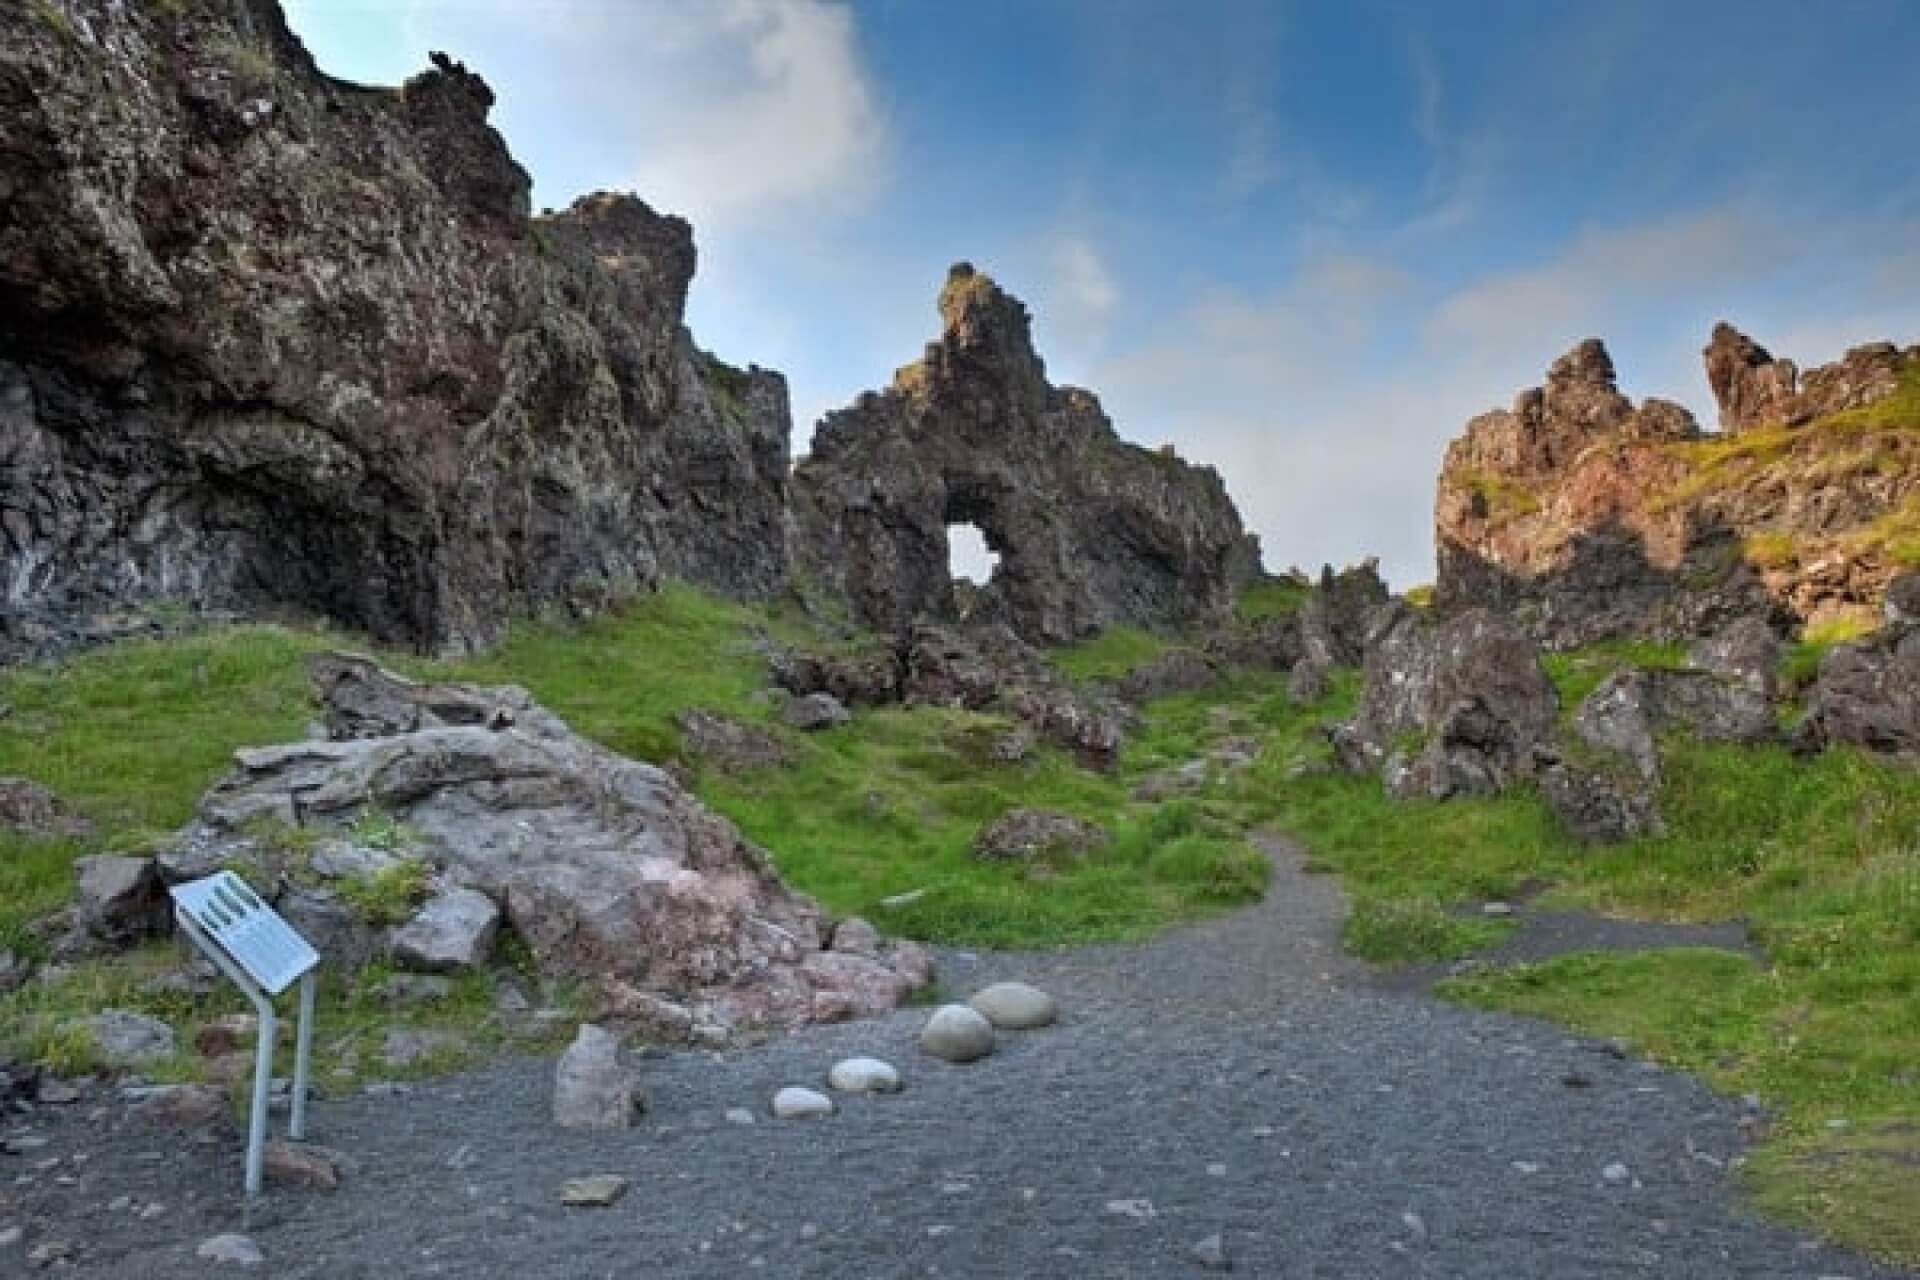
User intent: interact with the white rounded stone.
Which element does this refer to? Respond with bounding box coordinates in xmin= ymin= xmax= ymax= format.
xmin=827 ymin=1056 xmax=902 ymax=1094
xmin=968 ymin=981 xmax=1058 ymax=1030
xmin=771 ymin=1086 xmax=835 ymax=1119
xmin=919 ymin=1004 xmax=995 ymax=1063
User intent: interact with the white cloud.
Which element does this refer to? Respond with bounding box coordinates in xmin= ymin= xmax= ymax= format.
xmin=1427 ymin=209 xmax=1793 ymax=355
xmin=1093 ymin=207 xmax=1920 ymax=591
xmin=622 ymin=0 xmax=889 ymax=231
xmin=1041 ymin=234 xmax=1120 ymax=358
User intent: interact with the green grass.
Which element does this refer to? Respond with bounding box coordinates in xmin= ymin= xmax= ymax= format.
xmin=1343 ymin=897 xmax=1514 ymax=964
xmin=1046 ymin=625 xmax=1170 ymax=684
xmin=1540 ymin=640 xmax=1687 ymax=711
xmin=1235 ymin=577 xmax=1310 ymax=621
xmin=1660 ymin=360 xmax=1920 ymax=509
xmin=3 ymin=588 xmax=1916 ymax=1258
xmin=0 ymin=625 xmax=334 ymax=949
xmin=1451 ymin=467 xmax=1543 ymax=518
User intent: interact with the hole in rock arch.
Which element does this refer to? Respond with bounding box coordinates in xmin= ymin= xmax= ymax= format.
xmin=947 ymin=522 xmax=1000 ymax=587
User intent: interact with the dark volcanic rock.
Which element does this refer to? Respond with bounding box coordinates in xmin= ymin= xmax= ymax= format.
xmin=789 ymin=264 xmax=1258 ymax=644
xmin=1298 ymin=561 xmax=1391 ymax=668
xmin=1799 ymin=618 xmax=1920 ymax=758
xmin=972 ymin=809 xmax=1108 ymax=863
xmin=1331 ymin=606 xmax=1558 ymax=801
xmin=1434 ymin=332 xmax=1918 ymax=645
xmin=0 ymin=776 xmax=93 ymax=838
xmin=0 ymin=1 xmax=790 ymax=659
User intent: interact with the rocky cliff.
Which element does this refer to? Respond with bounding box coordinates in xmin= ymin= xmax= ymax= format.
xmin=1434 ymin=330 xmax=1919 ymax=644
xmin=0 ymin=0 xmax=791 ymax=659
xmin=790 ymin=264 xmax=1259 ymax=643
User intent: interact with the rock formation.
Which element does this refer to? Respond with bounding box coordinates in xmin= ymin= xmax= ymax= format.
xmin=1 ymin=0 xmax=790 ymax=659
xmin=1328 ymin=605 xmax=1558 ymax=802
xmin=789 ymin=264 xmax=1259 ymax=643
xmin=1795 ymin=572 xmax=1920 ymax=757
xmin=1435 ymin=330 xmax=1919 ymax=644
xmin=157 ymin=655 xmax=933 ymax=1040
xmin=769 ymin=621 xmax=1133 ymax=766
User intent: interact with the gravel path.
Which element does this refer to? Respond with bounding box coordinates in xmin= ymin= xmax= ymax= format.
xmin=4 ymin=836 xmax=1908 ymax=1278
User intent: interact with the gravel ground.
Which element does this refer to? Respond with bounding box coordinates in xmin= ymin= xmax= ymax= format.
xmin=3 ymin=836 xmax=1908 ymax=1279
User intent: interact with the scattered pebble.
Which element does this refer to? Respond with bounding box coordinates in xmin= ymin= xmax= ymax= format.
xmin=771 ymin=1087 xmax=834 ymax=1119
xmin=1512 ymin=1161 xmax=1542 ymax=1175
xmin=1602 ymin=1162 xmax=1631 ymax=1184
xmin=724 ymin=1107 xmax=756 ymax=1126
xmin=967 ymin=982 xmax=1058 ymax=1030
xmin=1206 ymin=1162 xmax=1227 ymax=1178
xmin=1191 ymin=1232 xmax=1231 ymax=1270
xmin=826 ymin=1057 xmax=902 ymax=1094
xmin=919 ymin=1004 xmax=995 ymax=1064
xmin=196 ymin=1234 xmax=266 ymax=1267
xmin=1104 ymin=1198 xmax=1157 ymax=1221
xmin=1482 ymin=902 xmax=1514 ymax=917
xmin=559 ymin=1175 xmax=630 ymax=1207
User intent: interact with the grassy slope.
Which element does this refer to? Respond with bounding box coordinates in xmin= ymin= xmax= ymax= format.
xmin=1 ymin=586 xmax=1915 ymax=1258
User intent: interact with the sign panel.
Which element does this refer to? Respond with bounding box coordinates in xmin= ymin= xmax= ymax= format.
xmin=170 ymin=871 xmax=319 ymax=997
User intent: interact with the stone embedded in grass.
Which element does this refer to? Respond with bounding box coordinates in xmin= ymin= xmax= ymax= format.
xmin=968 ymin=982 xmax=1057 ymax=1030
xmin=782 ymin=692 xmax=851 ymax=732
xmin=387 ymin=886 xmax=501 ymax=973
xmin=559 ymin=1174 xmax=630 ymax=1207
xmin=971 ymin=809 xmax=1107 ymax=863
xmin=81 ymin=1010 xmax=176 ymax=1068
xmin=771 ymin=1086 xmax=835 ymax=1118
xmin=919 ymin=1004 xmax=994 ymax=1063
xmin=71 ymin=854 xmax=169 ymax=949
xmin=127 ymin=1083 xmax=229 ymax=1129
xmin=827 ymin=1057 xmax=902 ymax=1094
xmin=381 ymin=1027 xmax=463 ymax=1068
xmin=553 ymin=1024 xmax=645 ymax=1131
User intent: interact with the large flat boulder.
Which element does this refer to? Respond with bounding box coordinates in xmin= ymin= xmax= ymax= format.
xmin=186 ymin=657 xmax=932 ymax=1040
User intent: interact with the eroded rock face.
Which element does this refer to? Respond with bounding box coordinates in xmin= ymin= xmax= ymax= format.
xmin=1329 ymin=606 xmax=1557 ymax=801
xmin=1799 ymin=603 xmax=1920 ymax=757
xmin=789 ymin=264 xmax=1258 ymax=644
xmin=0 ymin=1 xmax=789 ymax=660
xmin=1435 ymin=331 xmax=1918 ymax=644
xmin=771 ymin=622 xmax=1133 ymax=767
xmin=185 ymin=656 xmax=932 ymax=1039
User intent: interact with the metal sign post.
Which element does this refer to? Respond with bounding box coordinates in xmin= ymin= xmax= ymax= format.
xmin=169 ymin=872 xmax=321 ymax=1198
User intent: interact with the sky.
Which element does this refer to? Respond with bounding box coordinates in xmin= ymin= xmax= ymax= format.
xmin=284 ymin=0 xmax=1920 ymax=589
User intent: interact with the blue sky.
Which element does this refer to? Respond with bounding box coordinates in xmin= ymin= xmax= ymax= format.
xmin=284 ymin=0 xmax=1920 ymax=587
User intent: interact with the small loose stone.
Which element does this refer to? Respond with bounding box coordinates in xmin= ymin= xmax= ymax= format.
xmin=1191 ymin=1232 xmax=1231 ymax=1271
xmin=826 ymin=1057 xmax=902 ymax=1094
xmin=196 ymin=1234 xmax=266 ymax=1267
xmin=559 ymin=1175 xmax=630 ymax=1207
xmin=771 ymin=1087 xmax=834 ymax=1119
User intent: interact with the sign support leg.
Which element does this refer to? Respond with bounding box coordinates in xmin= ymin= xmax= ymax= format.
xmin=245 ymin=1001 xmax=277 ymax=1199
xmin=290 ymin=971 xmax=316 ymax=1141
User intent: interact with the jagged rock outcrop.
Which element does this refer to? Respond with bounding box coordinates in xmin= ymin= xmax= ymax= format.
xmin=1328 ymin=605 xmax=1558 ymax=801
xmin=1795 ymin=573 xmax=1920 ymax=757
xmin=1 ymin=0 xmax=790 ymax=660
xmin=789 ymin=264 xmax=1259 ymax=644
xmin=770 ymin=621 xmax=1133 ymax=766
xmin=162 ymin=655 xmax=933 ymax=1039
xmin=1435 ymin=330 xmax=1919 ymax=645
